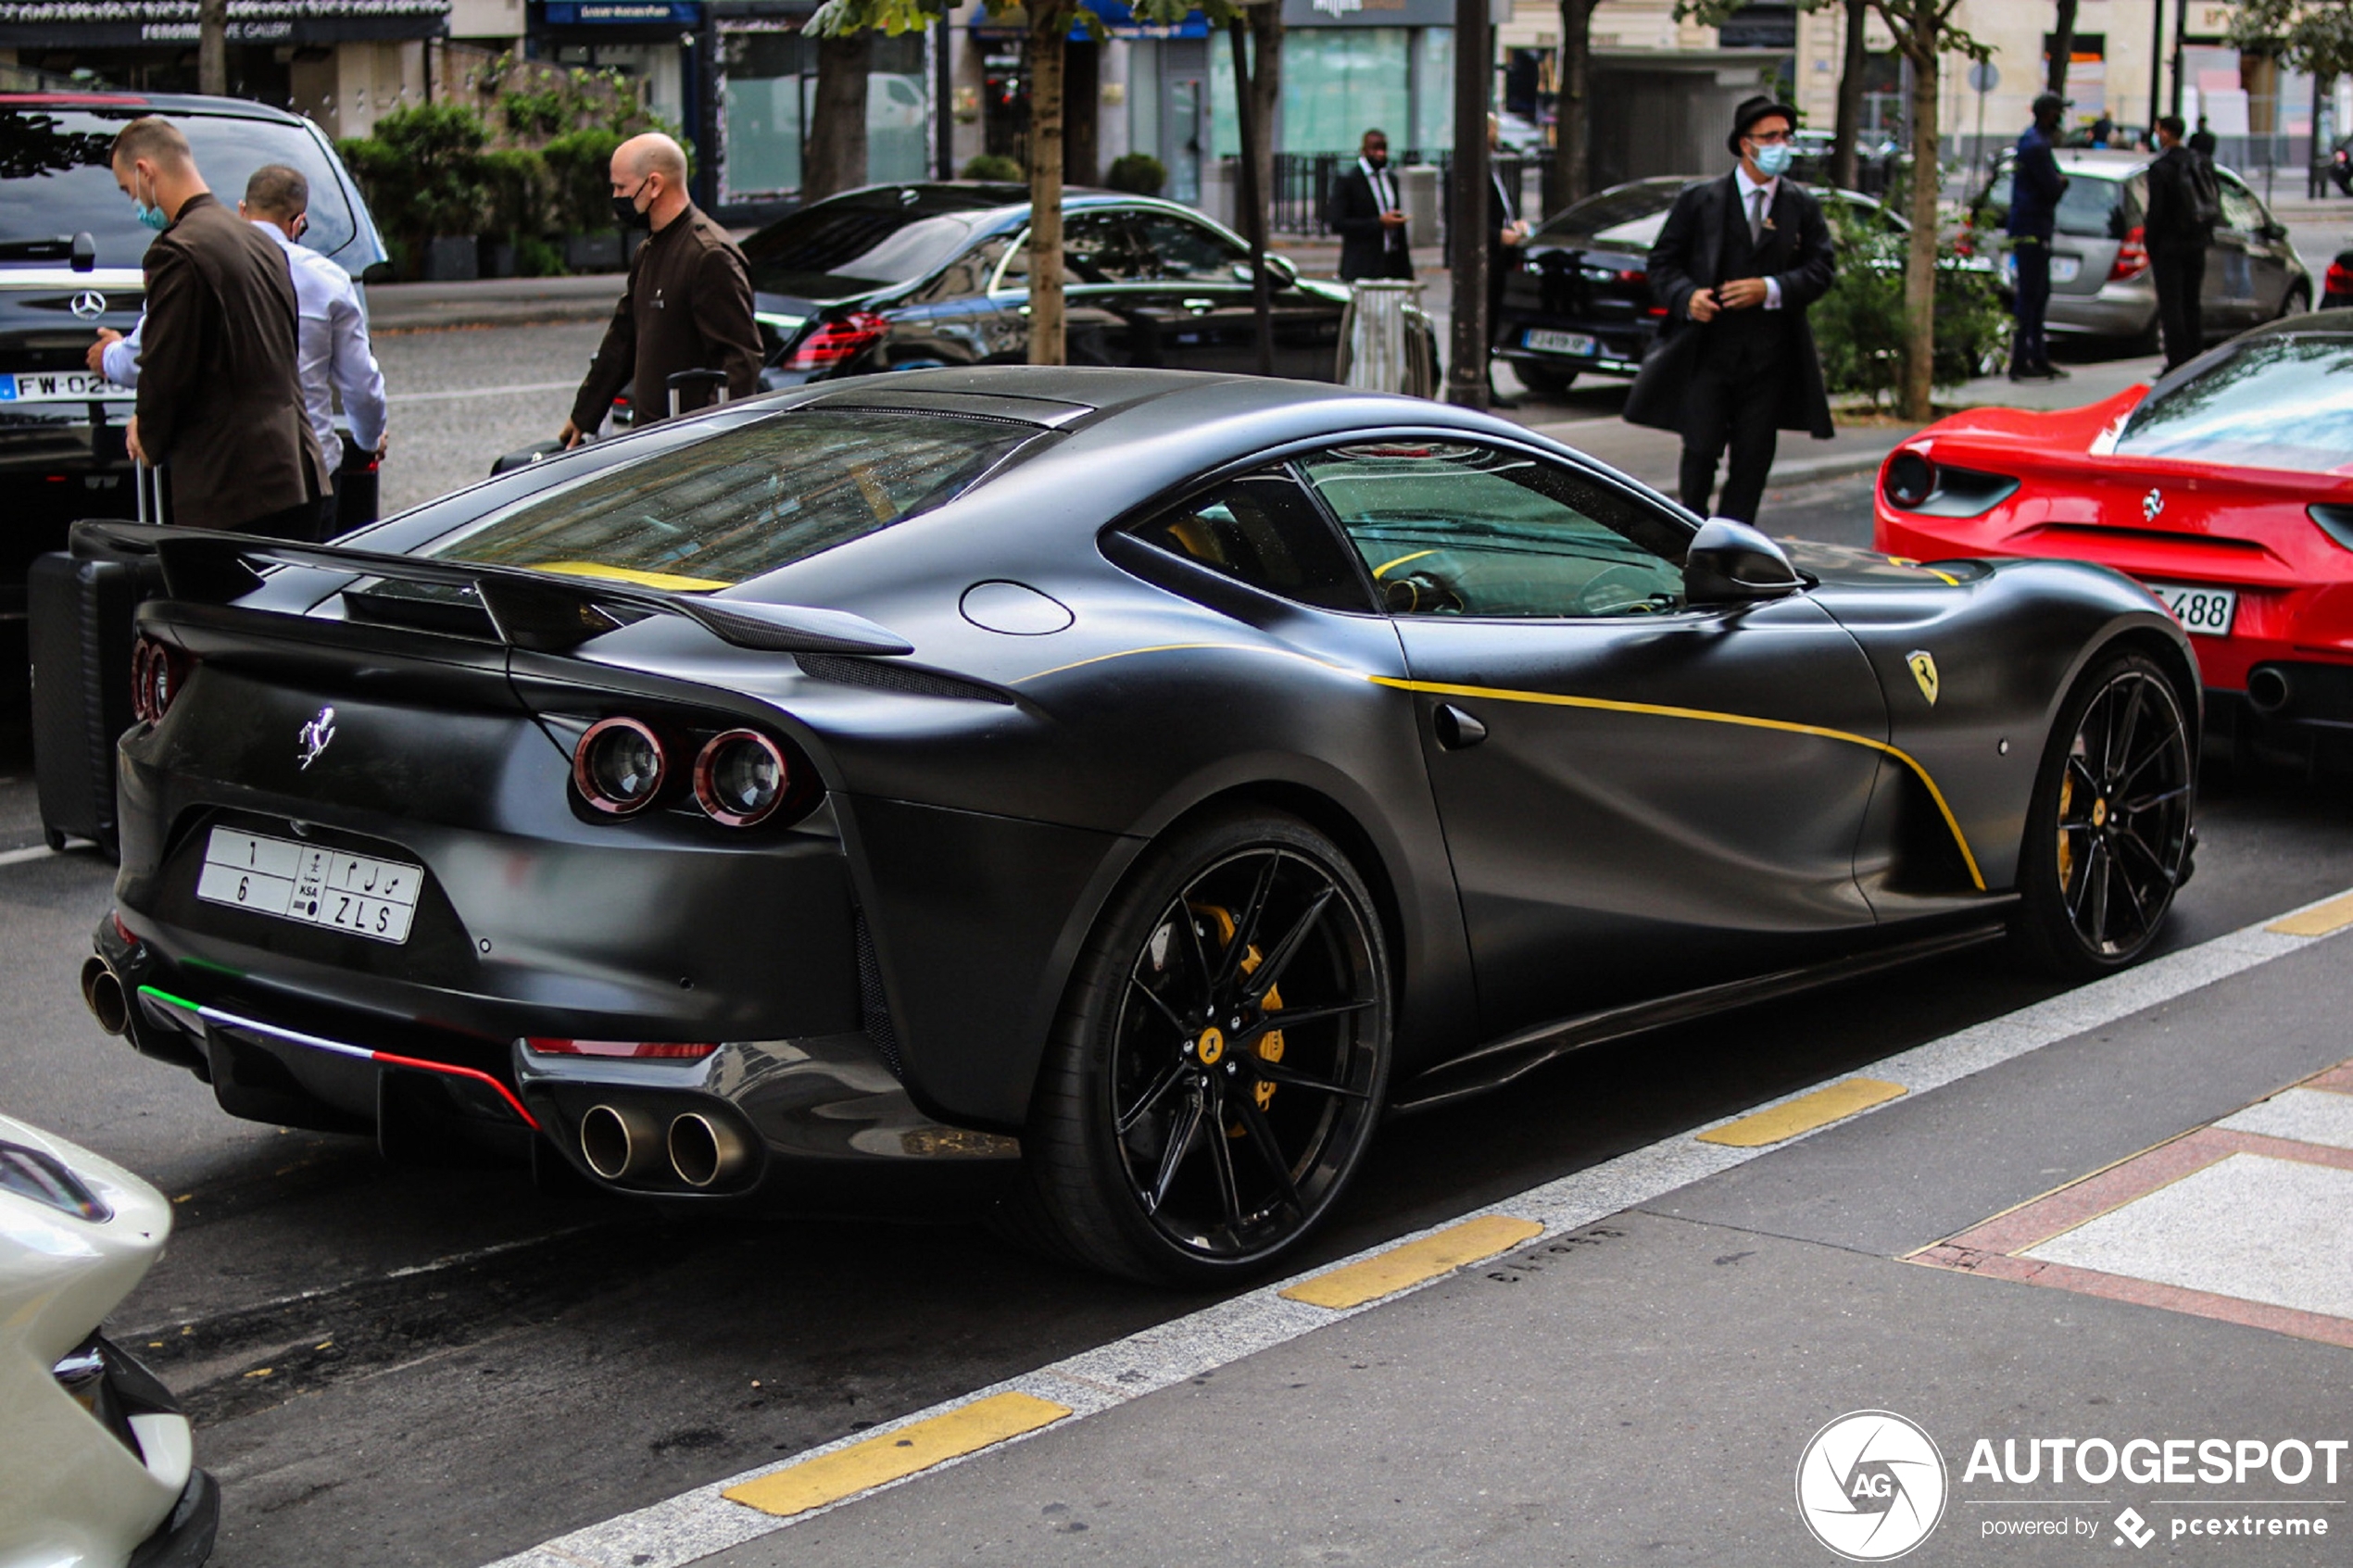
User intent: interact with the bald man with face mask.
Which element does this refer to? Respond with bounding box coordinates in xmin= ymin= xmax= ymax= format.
xmin=559 ymin=132 xmax=761 ymax=445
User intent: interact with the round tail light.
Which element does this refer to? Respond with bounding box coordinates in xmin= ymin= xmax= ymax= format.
xmin=1883 ymin=450 xmax=1936 ymax=509
xmin=131 ymin=634 xmax=188 ymax=723
xmin=693 ymin=730 xmax=788 ymax=827
xmin=574 ymin=717 xmax=668 ymax=815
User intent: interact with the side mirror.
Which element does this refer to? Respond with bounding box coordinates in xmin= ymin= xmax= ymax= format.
xmin=70 ymin=232 xmax=96 ymax=272
xmin=1683 ymin=518 xmax=1804 ymax=604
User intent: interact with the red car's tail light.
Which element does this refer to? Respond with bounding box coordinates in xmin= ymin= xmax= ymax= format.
xmin=1617 ymin=269 xmax=1646 ymax=283
xmin=130 ymin=634 xmax=191 ymax=723
xmin=524 ymin=1038 xmax=720 ymax=1060
xmin=1882 ymin=450 xmax=1936 ymax=508
xmin=693 ymin=730 xmax=790 ymax=827
xmin=784 ymin=311 xmax=888 ymax=371
xmin=573 ymin=717 xmax=668 ymax=816
xmin=2325 ymin=257 xmax=2352 ymax=298
xmin=2109 ymin=225 xmax=2149 ymax=282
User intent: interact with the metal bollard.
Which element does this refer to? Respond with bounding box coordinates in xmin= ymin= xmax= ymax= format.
xmin=1337 ymin=279 xmax=1425 ymax=396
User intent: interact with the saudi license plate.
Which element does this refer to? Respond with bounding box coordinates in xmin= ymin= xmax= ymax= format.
xmin=195 ymin=827 xmax=423 ymax=945
xmin=2147 ymin=583 xmax=2237 ymax=637
xmin=0 ymin=370 xmax=132 ymax=402
xmin=1523 ymin=329 xmax=1597 ymax=357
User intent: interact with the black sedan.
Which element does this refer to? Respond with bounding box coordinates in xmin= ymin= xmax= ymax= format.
xmin=84 ymin=369 xmax=2196 ymax=1285
xmin=736 ymin=182 xmax=1368 ymax=387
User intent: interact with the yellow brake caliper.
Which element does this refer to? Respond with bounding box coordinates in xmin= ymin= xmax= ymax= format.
xmin=1190 ymin=905 xmax=1285 ymax=1136
xmin=2057 ymin=771 xmax=2075 ymax=890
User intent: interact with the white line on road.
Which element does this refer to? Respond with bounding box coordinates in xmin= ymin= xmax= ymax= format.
xmin=386 ymin=381 xmax=580 ymax=404
xmin=0 ymin=843 xmax=62 ymax=868
xmin=479 ymin=888 xmax=2353 ymax=1568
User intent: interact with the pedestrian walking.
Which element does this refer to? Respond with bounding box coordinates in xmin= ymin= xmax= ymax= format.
xmin=2090 ymin=112 xmax=2114 ymax=148
xmin=2145 ymin=115 xmax=2219 ymax=370
xmin=1328 ymin=129 xmax=1414 ymax=282
xmin=1484 ymin=114 xmax=1532 ymax=408
xmin=109 ymin=116 xmax=329 ymax=535
xmin=1622 ymin=95 xmax=1836 ymax=525
xmin=2007 ymin=93 xmax=2071 ymax=383
xmin=2188 ymin=118 xmax=2217 ymax=157
xmin=559 ymin=132 xmax=761 ymax=447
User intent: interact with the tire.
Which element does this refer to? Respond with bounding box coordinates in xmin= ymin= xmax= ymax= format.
xmin=2010 ymin=651 xmax=2194 ymax=980
xmin=2279 ymin=284 xmax=2311 ymax=321
xmin=1009 ymin=808 xmax=1392 ymax=1286
xmin=1516 ymin=363 xmax=1579 ymax=399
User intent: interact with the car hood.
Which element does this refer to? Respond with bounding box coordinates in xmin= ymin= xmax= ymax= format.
xmin=1785 ymin=538 xmax=1994 ymax=590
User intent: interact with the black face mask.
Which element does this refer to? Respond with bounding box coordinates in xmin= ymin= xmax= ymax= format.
xmin=1364 ymin=152 xmax=1388 ymax=169
xmin=611 ymin=182 xmax=653 ymax=231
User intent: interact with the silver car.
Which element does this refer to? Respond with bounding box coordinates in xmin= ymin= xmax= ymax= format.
xmin=1966 ymin=148 xmax=2312 ymax=348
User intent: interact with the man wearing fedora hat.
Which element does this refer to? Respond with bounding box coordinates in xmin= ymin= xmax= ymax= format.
xmin=1623 ymin=94 xmax=1836 ymax=524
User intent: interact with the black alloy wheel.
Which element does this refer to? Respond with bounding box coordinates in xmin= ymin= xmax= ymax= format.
xmin=2012 ymin=651 xmax=2194 ymax=978
xmin=1012 ymin=810 xmax=1391 ymax=1285
xmin=1515 ymin=363 xmax=1579 ymax=400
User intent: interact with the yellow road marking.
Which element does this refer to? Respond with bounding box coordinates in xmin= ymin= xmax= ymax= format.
xmin=723 ymin=1392 xmax=1071 ymax=1518
xmin=1278 ymin=1213 xmax=1544 ymax=1310
xmin=2267 ymin=892 xmax=2353 ymax=937
xmin=1698 ymin=1077 xmax=1907 ymax=1148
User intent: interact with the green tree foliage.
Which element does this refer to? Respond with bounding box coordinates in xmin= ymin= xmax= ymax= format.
xmin=336 ymin=105 xmax=491 ymax=261
xmin=1810 ymin=194 xmax=2008 ymax=405
xmin=962 ymin=153 xmax=1026 ymax=181
xmin=2226 ymin=0 xmax=2353 ymax=79
xmin=1104 ymin=151 xmax=1167 ymax=194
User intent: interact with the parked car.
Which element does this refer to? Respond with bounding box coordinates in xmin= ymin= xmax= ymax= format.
xmin=1492 ymin=176 xmax=1930 ymax=397
xmin=736 ymin=182 xmax=1407 ymax=392
xmin=0 ymin=1113 xmax=216 ymax=1567
xmin=1962 ymin=148 xmax=2310 ymax=349
xmin=85 ymin=366 xmax=2194 ymax=1284
xmin=2324 ymin=249 xmax=2353 ymax=308
xmin=0 ymin=92 xmax=389 ymax=707
xmin=1876 ymin=307 xmax=2353 ymax=771
xmin=2322 ymin=132 xmax=2349 ymax=197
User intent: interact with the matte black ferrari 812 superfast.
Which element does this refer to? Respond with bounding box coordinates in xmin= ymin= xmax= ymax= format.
xmin=83 ymin=369 xmax=2198 ymax=1284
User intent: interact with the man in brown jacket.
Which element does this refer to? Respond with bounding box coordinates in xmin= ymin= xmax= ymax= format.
xmin=112 ymin=116 xmax=329 ymax=535
xmin=558 ymin=132 xmax=762 ymax=446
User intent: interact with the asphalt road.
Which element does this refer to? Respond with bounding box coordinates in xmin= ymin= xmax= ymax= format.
xmin=3 ymin=320 xmax=2347 ymax=1567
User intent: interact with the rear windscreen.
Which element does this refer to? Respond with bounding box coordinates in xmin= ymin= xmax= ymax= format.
xmin=2115 ymin=336 xmax=2353 ymax=474
xmin=1534 ymin=183 xmax=1680 ymax=244
xmin=740 ymin=193 xmax=988 ymax=297
xmin=424 ymin=410 xmax=1037 ymax=589
xmin=0 ymin=107 xmax=359 ymax=268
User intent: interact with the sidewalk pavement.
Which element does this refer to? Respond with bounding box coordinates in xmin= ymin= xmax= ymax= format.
xmin=367 ymin=273 xmax=623 ymax=332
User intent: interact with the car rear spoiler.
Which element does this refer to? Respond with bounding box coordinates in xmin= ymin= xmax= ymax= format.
xmin=73 ymin=521 xmax=914 ymax=657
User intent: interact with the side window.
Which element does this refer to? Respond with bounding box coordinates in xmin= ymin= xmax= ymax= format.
xmin=2217 ymin=178 xmax=2265 ymax=235
xmin=1130 ymin=467 xmax=1373 ymax=612
xmin=998 ymin=213 xmax=1139 ymax=288
xmin=1300 ymin=442 xmax=1688 ymax=619
xmin=1131 ymin=213 xmax=1245 ymax=282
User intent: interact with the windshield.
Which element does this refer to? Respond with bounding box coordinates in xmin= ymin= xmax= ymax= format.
xmin=741 ymin=192 xmax=989 ymax=297
xmin=1534 ymin=183 xmax=1680 ymax=245
xmin=0 ymin=107 xmax=359 ymax=270
xmin=424 ymin=410 xmax=1038 ymax=588
xmin=2115 ymin=336 xmax=2353 ymax=475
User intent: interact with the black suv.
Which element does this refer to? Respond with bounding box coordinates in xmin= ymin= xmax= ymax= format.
xmin=0 ymin=92 xmax=387 ymax=703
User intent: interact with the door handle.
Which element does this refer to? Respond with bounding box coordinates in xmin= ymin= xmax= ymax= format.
xmin=1433 ymin=704 xmax=1487 ymax=750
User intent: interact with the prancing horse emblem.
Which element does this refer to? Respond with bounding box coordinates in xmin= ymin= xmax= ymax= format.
xmin=2143 ymin=487 xmax=2165 ymax=521
xmin=1906 ymin=650 xmax=1940 ymax=706
xmin=297 ymin=706 xmax=336 ymax=770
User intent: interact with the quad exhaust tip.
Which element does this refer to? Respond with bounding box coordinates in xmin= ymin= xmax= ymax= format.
xmin=666 ymin=1112 xmax=751 ymax=1189
xmin=579 ymin=1104 xmax=753 ymax=1188
xmin=578 ymin=1103 xmax=663 ymax=1181
xmin=81 ymin=958 xmax=129 ymax=1036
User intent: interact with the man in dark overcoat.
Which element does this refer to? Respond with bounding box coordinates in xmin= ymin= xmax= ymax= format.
xmin=1622 ymin=96 xmax=1836 ymax=524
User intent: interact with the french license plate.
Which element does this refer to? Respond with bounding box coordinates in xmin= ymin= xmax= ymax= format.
xmin=195 ymin=827 xmax=423 ymax=945
xmin=0 ymin=370 xmax=132 ymax=402
xmin=1523 ymin=328 xmax=1597 ymax=357
xmin=2147 ymin=583 xmax=2237 ymax=637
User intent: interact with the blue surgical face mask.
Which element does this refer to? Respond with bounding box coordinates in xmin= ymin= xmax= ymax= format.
xmin=1753 ymin=142 xmax=1793 ymax=179
xmin=130 ymin=171 xmax=167 ymax=231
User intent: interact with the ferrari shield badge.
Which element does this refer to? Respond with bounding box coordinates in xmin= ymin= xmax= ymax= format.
xmin=1906 ymin=651 xmax=1940 ymax=706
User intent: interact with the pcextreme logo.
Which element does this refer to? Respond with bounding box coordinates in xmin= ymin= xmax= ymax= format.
xmin=1796 ymin=1411 xmax=1949 ymax=1561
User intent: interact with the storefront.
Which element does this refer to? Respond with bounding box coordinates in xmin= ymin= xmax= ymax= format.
xmin=712 ymin=7 xmax=930 ymax=210
xmin=534 ymin=0 xmax=698 ymax=134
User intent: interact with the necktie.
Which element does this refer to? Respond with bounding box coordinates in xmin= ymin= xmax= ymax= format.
xmin=1749 ymin=188 xmax=1768 ymax=245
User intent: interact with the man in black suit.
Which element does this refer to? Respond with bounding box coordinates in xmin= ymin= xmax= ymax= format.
xmin=1621 ymin=95 xmax=1837 ymax=524
xmin=1483 ymin=113 xmax=1532 ymax=406
xmin=2144 ymin=115 xmax=2217 ymax=370
xmin=1327 ymin=129 xmax=1414 ymax=282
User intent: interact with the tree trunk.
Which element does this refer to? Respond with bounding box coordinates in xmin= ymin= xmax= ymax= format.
xmin=198 ymin=0 xmax=227 ymax=94
xmin=1554 ymin=0 xmax=1593 ymax=204
xmin=1446 ymin=0 xmax=1489 ymax=407
xmin=803 ymin=31 xmax=872 ymax=203
xmin=2047 ymin=0 xmax=2078 ymax=96
xmin=1831 ymin=0 xmax=1868 ymax=190
xmin=1899 ymin=19 xmax=1941 ymax=420
xmin=1027 ymin=1 xmax=1069 ymax=366
xmin=1247 ymin=1 xmax=1283 ymax=221
xmin=1229 ymin=19 xmax=1273 ymax=375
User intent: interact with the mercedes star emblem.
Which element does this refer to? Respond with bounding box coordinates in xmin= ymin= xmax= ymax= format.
xmin=69 ymin=290 xmax=107 ymax=320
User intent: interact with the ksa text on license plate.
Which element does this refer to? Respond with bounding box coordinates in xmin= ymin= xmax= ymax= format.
xmin=0 ymin=370 xmax=132 ymax=403
xmin=2148 ymin=583 xmax=2236 ymax=637
xmin=1523 ymin=329 xmax=1597 ymax=357
xmin=195 ymin=827 xmax=423 ymax=944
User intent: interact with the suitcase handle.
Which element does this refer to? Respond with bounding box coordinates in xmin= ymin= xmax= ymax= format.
xmin=666 ymin=369 xmax=730 ymax=420
xmin=132 ymin=460 xmax=167 ymax=527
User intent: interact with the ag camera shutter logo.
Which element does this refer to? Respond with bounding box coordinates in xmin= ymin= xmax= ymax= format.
xmin=1796 ymin=1410 xmax=1949 ymax=1561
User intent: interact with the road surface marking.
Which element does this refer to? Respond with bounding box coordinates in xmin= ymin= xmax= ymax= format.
xmin=1698 ymin=1077 xmax=1906 ymax=1147
xmin=0 ymin=843 xmax=58 ymax=868
xmin=722 ymin=1393 xmax=1070 ymax=1519
xmin=2268 ymin=890 xmax=2353 ymax=935
xmin=479 ymin=885 xmax=2353 ymax=1568
xmin=1279 ymin=1214 xmax=1544 ymax=1310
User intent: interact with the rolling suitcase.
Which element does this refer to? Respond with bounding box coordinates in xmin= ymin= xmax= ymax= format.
xmin=30 ymin=465 xmax=167 ymax=857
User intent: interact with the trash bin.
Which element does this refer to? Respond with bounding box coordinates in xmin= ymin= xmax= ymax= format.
xmin=1336 ymin=280 xmax=1434 ymax=397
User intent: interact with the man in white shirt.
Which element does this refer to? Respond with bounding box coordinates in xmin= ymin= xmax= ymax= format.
xmin=88 ymin=162 xmax=386 ymax=541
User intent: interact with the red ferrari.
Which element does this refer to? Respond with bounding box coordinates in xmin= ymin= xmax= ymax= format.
xmin=1876 ymin=309 xmax=2353 ymax=767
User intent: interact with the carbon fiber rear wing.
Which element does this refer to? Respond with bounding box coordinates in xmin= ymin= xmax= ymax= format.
xmin=73 ymin=521 xmax=914 ymax=658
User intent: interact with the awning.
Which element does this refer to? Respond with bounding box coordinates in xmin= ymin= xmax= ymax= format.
xmin=0 ymin=0 xmax=449 ymax=46
xmin=969 ymin=0 xmax=1209 ymax=43
xmin=540 ymin=0 xmax=699 ymax=22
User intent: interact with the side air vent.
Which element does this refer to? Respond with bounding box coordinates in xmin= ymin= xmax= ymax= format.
xmin=795 ymin=654 xmax=1013 ymax=705
xmin=853 ymin=910 xmax=904 ymax=1080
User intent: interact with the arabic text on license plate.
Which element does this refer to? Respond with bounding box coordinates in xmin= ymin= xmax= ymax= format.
xmin=0 ymin=370 xmax=132 ymax=403
xmin=2148 ymin=583 xmax=2236 ymax=637
xmin=195 ymin=827 xmax=424 ymax=945
xmin=1523 ymin=329 xmax=1597 ymax=357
